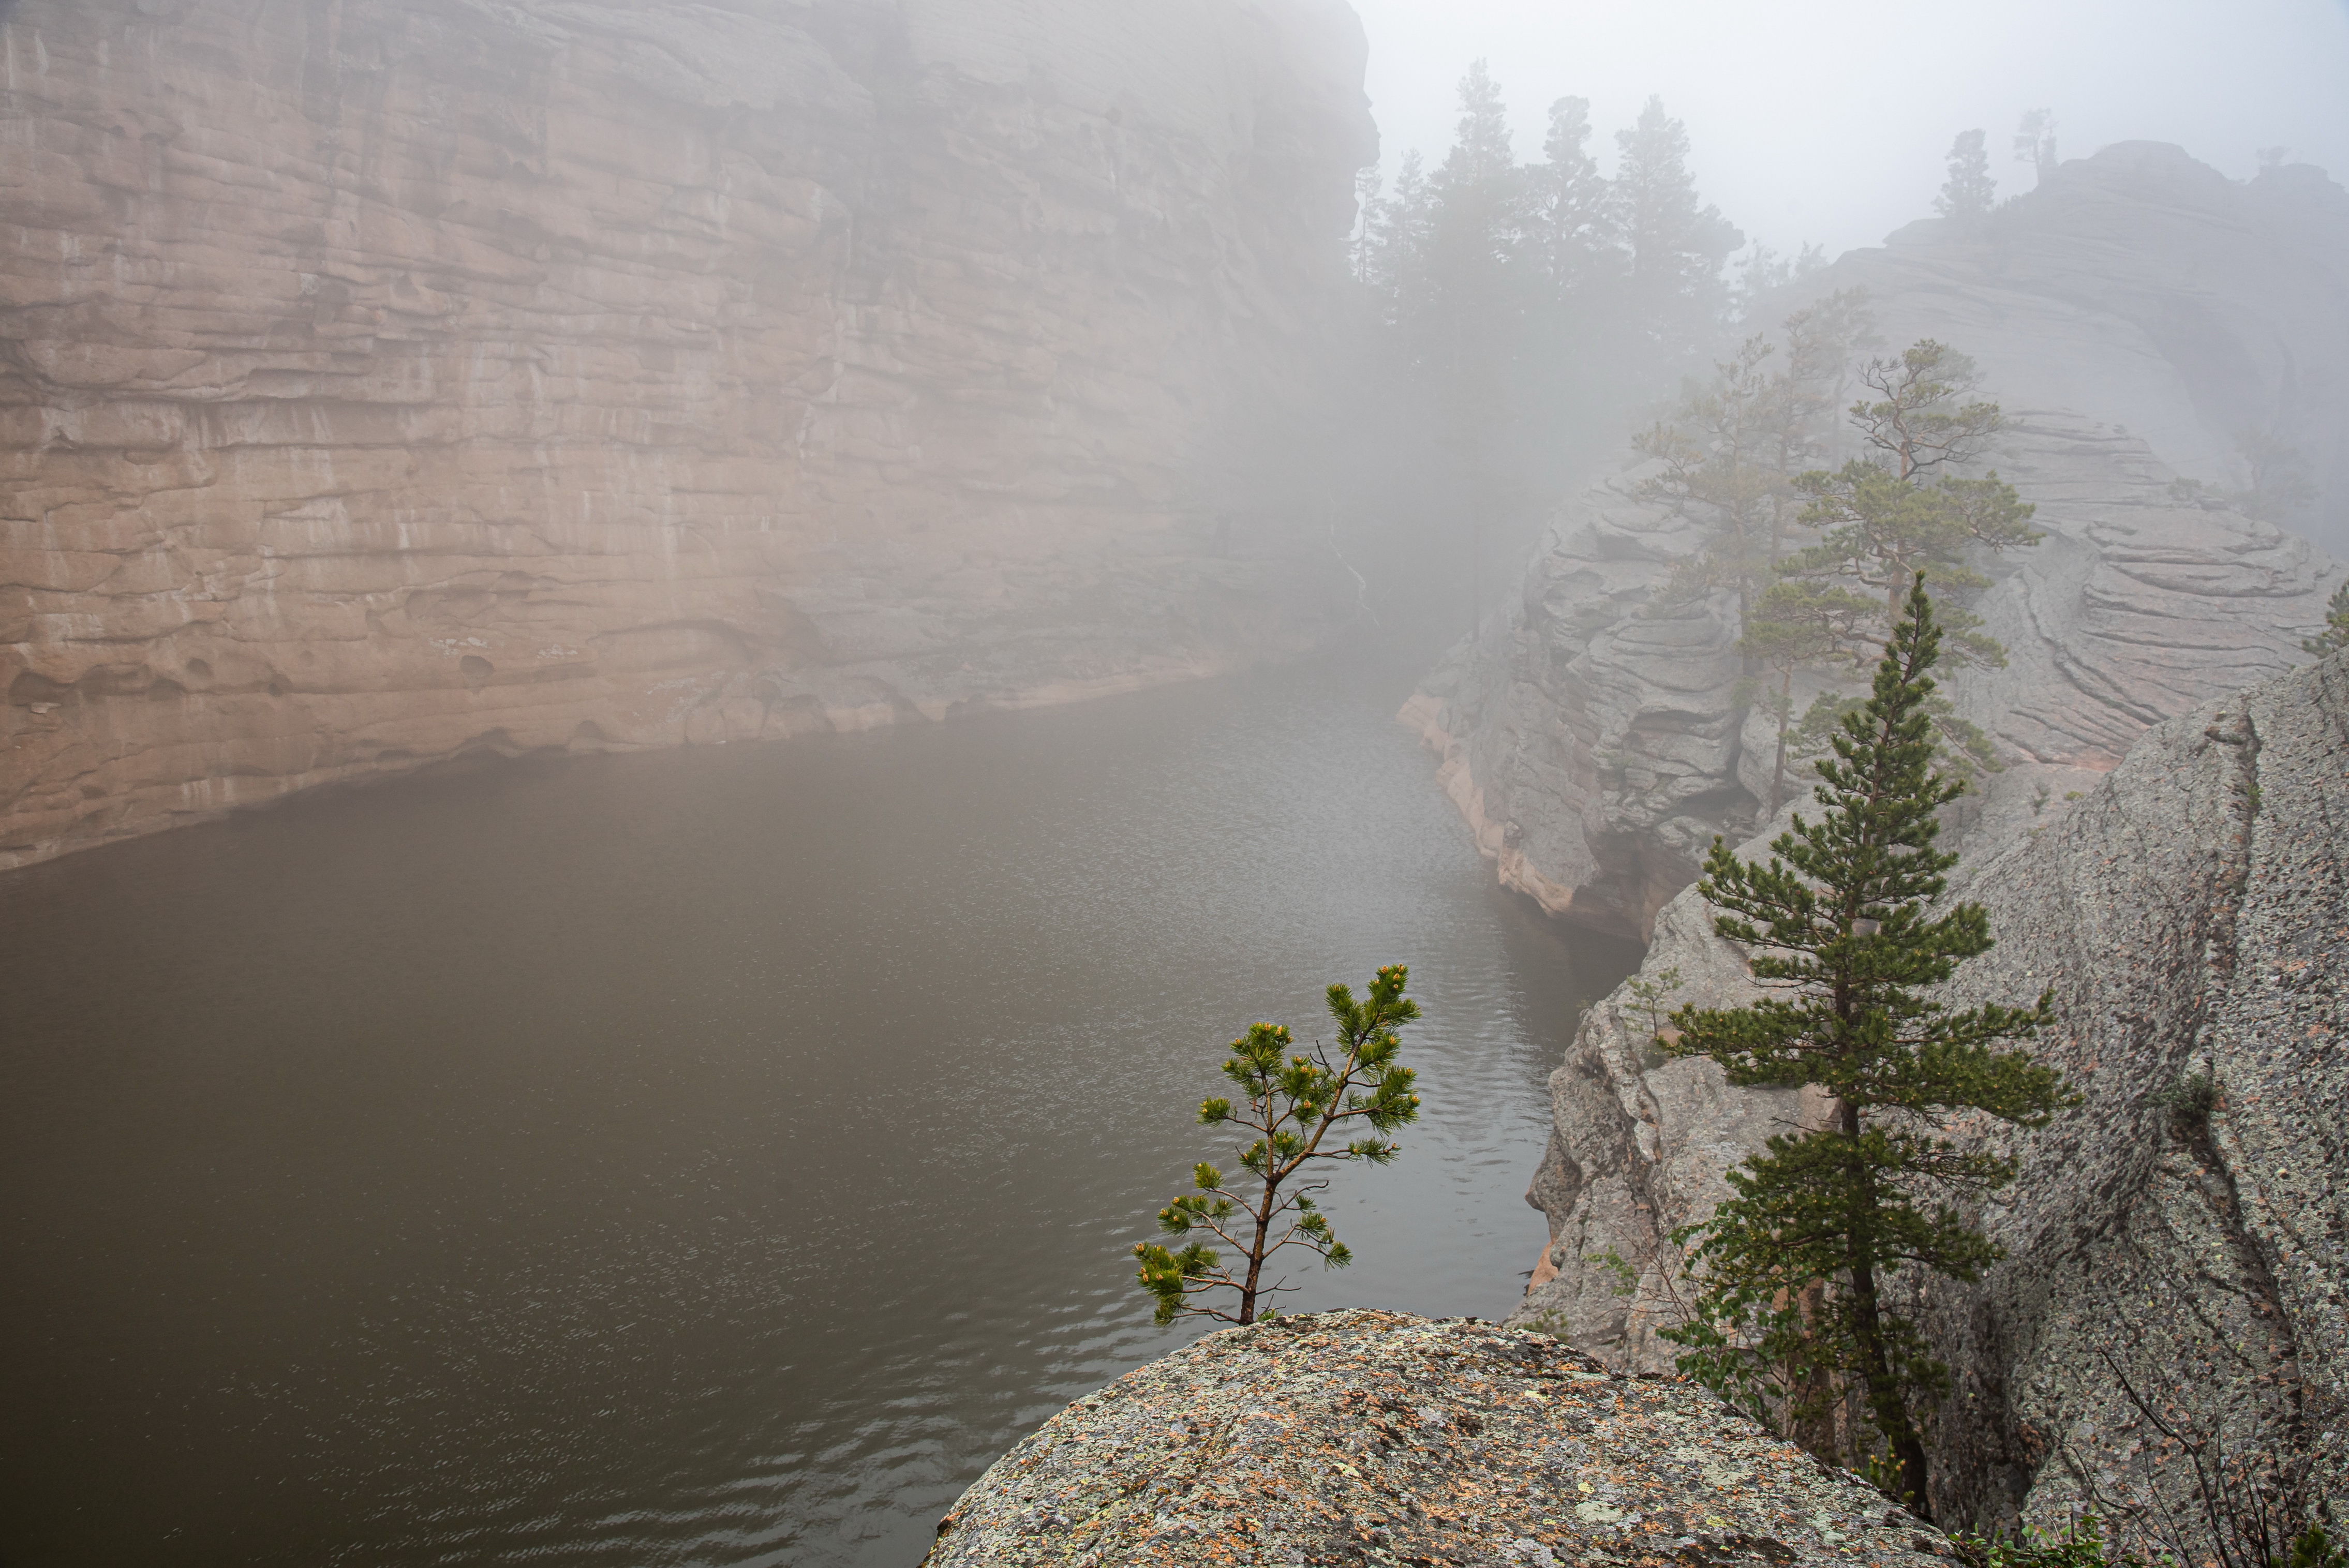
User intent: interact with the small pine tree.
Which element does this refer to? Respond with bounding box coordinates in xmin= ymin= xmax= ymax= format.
xmin=1657 ymin=579 xmax=2076 ymax=1523
xmin=2306 ymin=581 xmax=2349 ymax=655
xmin=2014 ymin=110 xmax=2058 ymax=185
xmin=1787 ymin=339 xmax=2039 ymax=636
xmin=1135 ymin=966 xmax=1422 ymax=1326
xmin=1935 ymin=129 xmax=1997 ymax=223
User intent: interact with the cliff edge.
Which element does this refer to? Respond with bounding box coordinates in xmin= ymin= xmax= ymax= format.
xmin=1510 ymin=649 xmax=2349 ymax=1538
xmin=924 ymin=1308 xmax=1953 ymax=1567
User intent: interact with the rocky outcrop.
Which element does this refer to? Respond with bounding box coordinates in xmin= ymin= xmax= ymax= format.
xmin=1407 ymin=143 xmax=2348 ymax=942
xmin=1406 ymin=411 xmax=2338 ymax=939
xmin=1508 ymin=649 xmax=2349 ymax=1541
xmin=924 ymin=1308 xmax=1955 ymax=1567
xmin=0 ymin=0 xmax=1375 ymax=869
xmin=1852 ymin=144 xmax=2349 ymax=551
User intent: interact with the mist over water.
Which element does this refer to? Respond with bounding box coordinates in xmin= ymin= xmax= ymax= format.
xmin=4 ymin=0 xmax=2344 ymax=1557
xmin=0 ymin=649 xmax=1637 ymax=1566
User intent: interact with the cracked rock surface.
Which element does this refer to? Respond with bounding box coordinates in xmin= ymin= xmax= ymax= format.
xmin=1508 ymin=650 xmax=2349 ymax=1541
xmin=925 ymin=1309 xmax=1952 ymax=1568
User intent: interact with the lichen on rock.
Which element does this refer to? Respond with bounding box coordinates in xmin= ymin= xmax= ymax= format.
xmin=924 ymin=1308 xmax=1953 ymax=1566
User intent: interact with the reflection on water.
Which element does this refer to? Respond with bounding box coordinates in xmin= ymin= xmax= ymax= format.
xmin=0 ymin=650 xmax=1639 ymax=1566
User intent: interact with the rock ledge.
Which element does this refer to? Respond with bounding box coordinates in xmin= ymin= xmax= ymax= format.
xmin=925 ymin=1308 xmax=1949 ymax=1567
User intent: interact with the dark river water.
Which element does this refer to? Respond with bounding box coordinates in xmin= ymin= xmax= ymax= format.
xmin=0 ymin=649 xmax=1638 ymax=1567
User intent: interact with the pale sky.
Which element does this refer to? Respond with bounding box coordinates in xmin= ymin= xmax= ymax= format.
xmin=1351 ymin=0 xmax=2349 ymax=260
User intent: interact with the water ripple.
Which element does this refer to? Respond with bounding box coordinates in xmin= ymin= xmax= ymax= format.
xmin=0 ymin=650 xmax=1638 ymax=1565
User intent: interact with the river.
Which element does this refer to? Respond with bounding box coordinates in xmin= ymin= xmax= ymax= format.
xmin=0 ymin=647 xmax=1639 ymax=1566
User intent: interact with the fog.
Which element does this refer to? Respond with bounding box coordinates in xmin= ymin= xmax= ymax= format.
xmin=3 ymin=0 xmax=2346 ymax=1562
xmin=1355 ymin=0 xmax=2349 ymax=256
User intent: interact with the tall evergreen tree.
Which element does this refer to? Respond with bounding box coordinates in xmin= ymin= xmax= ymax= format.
xmin=1420 ymin=62 xmax=1534 ymax=628
xmin=1639 ymin=334 xmax=1782 ymax=622
xmin=1658 ymin=580 xmax=2075 ymax=1522
xmin=1350 ymin=165 xmax=1384 ymax=285
xmin=1640 ymin=293 xmax=1875 ymax=644
xmin=1135 ymin=967 xmax=1422 ymax=1326
xmin=1612 ymin=97 xmax=1743 ymax=334
xmin=1364 ymin=149 xmax=1433 ymax=315
xmin=1437 ymin=58 xmax=1514 ymax=186
xmin=1422 ymin=59 xmax=1527 ymax=336
xmin=1528 ymin=95 xmax=1614 ymax=297
xmin=1934 ymin=129 xmax=1996 ymax=223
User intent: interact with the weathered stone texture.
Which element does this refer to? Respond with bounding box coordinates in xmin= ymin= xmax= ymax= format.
xmin=925 ymin=1308 xmax=1954 ymax=1567
xmin=1407 ymin=144 xmax=2347 ymax=942
xmin=1508 ymin=650 xmax=2349 ymax=1541
xmin=1407 ymin=412 xmax=2337 ymax=941
xmin=0 ymin=0 xmax=1375 ymax=868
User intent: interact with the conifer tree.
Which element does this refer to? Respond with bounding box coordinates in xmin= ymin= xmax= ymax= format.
xmin=1934 ymin=130 xmax=1997 ymax=223
xmin=1529 ymin=95 xmax=1614 ymax=297
xmin=1639 ymin=335 xmax=1783 ymax=623
xmin=1613 ymin=96 xmax=1743 ymax=337
xmin=1788 ymin=340 xmax=2039 ymax=635
xmin=2306 ymin=581 xmax=2349 ymax=655
xmin=2013 ymin=110 xmax=2058 ymax=185
xmin=1438 ymin=59 xmax=1514 ymax=187
xmin=2233 ymin=428 xmax=2317 ymax=522
xmin=1135 ymin=967 xmax=1422 ymax=1326
xmin=1742 ymin=578 xmax=1878 ymax=815
xmin=1640 ymin=294 xmax=1873 ymax=626
xmin=1364 ymin=150 xmax=1433 ymax=318
xmin=1658 ymin=580 xmax=2075 ymax=1522
xmin=1350 ymin=165 xmax=1384 ymax=286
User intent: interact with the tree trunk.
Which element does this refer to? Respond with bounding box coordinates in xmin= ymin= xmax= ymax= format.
xmin=1238 ymin=1186 xmax=1275 ymax=1324
xmin=1768 ymin=666 xmax=1795 ymax=815
xmin=1841 ymin=1102 xmax=1931 ymax=1520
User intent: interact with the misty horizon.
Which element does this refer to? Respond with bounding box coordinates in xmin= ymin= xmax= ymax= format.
xmin=1353 ymin=0 xmax=2349 ymax=259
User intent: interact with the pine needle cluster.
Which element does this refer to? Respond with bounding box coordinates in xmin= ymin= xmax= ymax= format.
xmin=1135 ymin=967 xmax=1422 ymax=1326
xmin=1658 ymin=579 xmax=2076 ymax=1522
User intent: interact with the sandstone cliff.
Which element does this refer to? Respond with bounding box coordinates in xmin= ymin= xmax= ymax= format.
xmin=1508 ymin=649 xmax=2349 ymax=1541
xmin=1405 ymin=144 xmax=2346 ymax=941
xmin=0 ymin=0 xmax=1375 ymax=869
xmin=924 ymin=1308 xmax=1955 ymax=1567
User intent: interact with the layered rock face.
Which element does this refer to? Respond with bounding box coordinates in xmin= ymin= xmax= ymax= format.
xmin=925 ymin=1308 xmax=1954 ymax=1567
xmin=0 ymin=0 xmax=1375 ymax=869
xmin=1405 ymin=411 xmax=2337 ymax=938
xmin=1510 ymin=650 xmax=2349 ymax=1539
xmin=1406 ymin=143 xmax=2346 ymax=941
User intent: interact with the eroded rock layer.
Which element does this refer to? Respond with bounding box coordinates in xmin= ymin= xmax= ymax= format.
xmin=925 ymin=1308 xmax=1953 ymax=1567
xmin=1407 ymin=144 xmax=2347 ymax=941
xmin=1509 ymin=650 xmax=2349 ymax=1540
xmin=0 ymin=0 xmax=1375 ymax=868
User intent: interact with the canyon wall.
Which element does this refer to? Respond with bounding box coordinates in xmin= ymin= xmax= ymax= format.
xmin=1407 ymin=143 xmax=2347 ymax=941
xmin=1509 ymin=649 xmax=2349 ymax=1542
xmin=0 ymin=0 xmax=1376 ymax=869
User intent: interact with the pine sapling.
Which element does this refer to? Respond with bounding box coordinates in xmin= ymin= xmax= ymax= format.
xmin=1135 ymin=966 xmax=1422 ymax=1326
